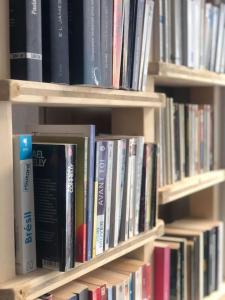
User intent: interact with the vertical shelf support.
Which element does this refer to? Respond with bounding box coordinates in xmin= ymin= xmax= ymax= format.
xmin=0 ymin=102 xmax=15 ymax=283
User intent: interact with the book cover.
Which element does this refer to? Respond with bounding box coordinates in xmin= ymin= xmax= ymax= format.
xmin=42 ymin=0 xmax=70 ymax=83
xmin=10 ymin=0 xmax=42 ymax=81
xmin=154 ymin=244 xmax=171 ymax=300
xmin=33 ymin=143 xmax=76 ymax=271
xmin=113 ymin=0 xmax=124 ymax=88
xmin=13 ymin=135 xmax=36 ymax=274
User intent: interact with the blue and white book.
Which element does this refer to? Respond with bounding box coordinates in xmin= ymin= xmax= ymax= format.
xmin=13 ymin=134 xmax=36 ymax=274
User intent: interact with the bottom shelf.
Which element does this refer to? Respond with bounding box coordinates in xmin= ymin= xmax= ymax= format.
xmin=0 ymin=220 xmax=164 ymax=300
xmin=204 ymin=283 xmax=225 ymax=300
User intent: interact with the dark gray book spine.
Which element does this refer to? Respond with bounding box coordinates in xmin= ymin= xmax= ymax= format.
xmin=83 ymin=0 xmax=101 ymax=85
xmin=131 ymin=0 xmax=145 ymax=90
xmin=48 ymin=0 xmax=70 ymax=83
xmin=101 ymin=0 xmax=113 ymax=87
xmin=10 ymin=0 xmax=42 ymax=81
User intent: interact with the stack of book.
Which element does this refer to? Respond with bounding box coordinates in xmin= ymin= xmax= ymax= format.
xmin=156 ymin=99 xmax=213 ymax=186
xmin=10 ymin=0 xmax=154 ymax=91
xmin=13 ymin=125 xmax=158 ymax=273
xmin=38 ymin=258 xmax=152 ymax=300
xmin=154 ymin=219 xmax=224 ymax=299
xmin=152 ymin=0 xmax=225 ymax=73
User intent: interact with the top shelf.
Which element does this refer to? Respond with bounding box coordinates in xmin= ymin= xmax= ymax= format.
xmin=0 ymin=79 xmax=165 ymax=108
xmin=149 ymin=62 xmax=225 ymax=87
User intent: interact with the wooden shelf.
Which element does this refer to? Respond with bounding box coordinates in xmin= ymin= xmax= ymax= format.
xmin=158 ymin=170 xmax=225 ymax=205
xmin=0 ymin=220 xmax=164 ymax=300
xmin=204 ymin=282 xmax=225 ymax=300
xmin=149 ymin=62 xmax=225 ymax=86
xmin=0 ymin=79 xmax=165 ymax=108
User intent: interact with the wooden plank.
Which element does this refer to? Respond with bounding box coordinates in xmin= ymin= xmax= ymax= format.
xmin=0 ymin=221 xmax=164 ymax=300
xmin=149 ymin=62 xmax=225 ymax=86
xmin=0 ymin=80 xmax=165 ymax=108
xmin=158 ymin=170 xmax=225 ymax=204
xmin=0 ymin=102 xmax=15 ymax=283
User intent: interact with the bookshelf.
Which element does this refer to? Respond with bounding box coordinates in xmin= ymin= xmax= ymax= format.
xmin=0 ymin=220 xmax=164 ymax=300
xmin=158 ymin=170 xmax=225 ymax=205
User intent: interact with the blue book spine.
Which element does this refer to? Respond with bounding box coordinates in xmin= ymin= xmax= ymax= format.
xmin=86 ymin=126 xmax=96 ymax=260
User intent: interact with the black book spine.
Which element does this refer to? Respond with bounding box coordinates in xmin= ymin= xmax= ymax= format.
xmin=150 ymin=144 xmax=158 ymax=229
xmin=139 ymin=144 xmax=147 ymax=232
xmin=184 ymin=105 xmax=190 ymax=176
xmin=10 ymin=0 xmax=42 ymax=81
xmin=204 ymin=231 xmax=210 ymax=296
xmin=174 ymin=103 xmax=181 ymax=180
xmin=43 ymin=0 xmax=70 ymax=83
xmin=101 ymin=0 xmax=113 ymax=87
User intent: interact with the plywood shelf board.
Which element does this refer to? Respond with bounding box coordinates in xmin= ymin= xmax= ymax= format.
xmin=158 ymin=170 xmax=225 ymax=204
xmin=149 ymin=62 xmax=225 ymax=86
xmin=0 ymin=80 xmax=165 ymax=108
xmin=0 ymin=220 xmax=164 ymax=300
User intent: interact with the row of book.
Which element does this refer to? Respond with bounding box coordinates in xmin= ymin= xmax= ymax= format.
xmin=37 ymin=258 xmax=152 ymax=300
xmin=156 ymin=218 xmax=224 ymax=299
xmin=152 ymin=0 xmax=225 ymax=73
xmin=10 ymin=0 xmax=154 ymax=91
xmin=13 ymin=125 xmax=158 ymax=274
xmin=156 ymin=99 xmax=213 ymax=186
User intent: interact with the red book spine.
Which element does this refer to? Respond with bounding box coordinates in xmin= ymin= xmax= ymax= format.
xmin=154 ymin=247 xmax=171 ymax=300
xmin=113 ymin=0 xmax=123 ymax=88
xmin=88 ymin=288 xmax=100 ymax=300
xmin=143 ymin=263 xmax=151 ymax=300
xmin=76 ymin=224 xmax=87 ymax=262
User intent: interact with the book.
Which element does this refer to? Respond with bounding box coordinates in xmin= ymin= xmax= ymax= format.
xmin=10 ymin=0 xmax=42 ymax=81
xmin=37 ymin=294 xmax=53 ymax=300
xmin=170 ymin=0 xmax=182 ymax=65
xmin=53 ymin=281 xmax=88 ymax=300
xmin=100 ymin=0 xmax=113 ymax=87
xmin=33 ymin=143 xmax=76 ymax=271
xmin=0 ymin=0 xmax=9 ymax=78
xmin=13 ymin=135 xmax=36 ymax=274
xmin=78 ymin=276 xmax=107 ymax=300
xmin=32 ymin=124 xmax=96 ymax=261
xmin=215 ymin=3 xmax=225 ymax=73
xmin=42 ymin=0 xmax=70 ymax=83
xmin=153 ymin=0 xmax=164 ymax=62
xmin=154 ymin=242 xmax=171 ymax=300
xmin=113 ymin=0 xmax=124 ymax=88
xmin=209 ymin=6 xmax=219 ymax=71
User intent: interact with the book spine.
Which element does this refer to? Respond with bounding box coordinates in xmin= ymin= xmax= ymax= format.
xmin=209 ymin=6 xmax=219 ymax=71
xmin=171 ymin=0 xmax=182 ymax=65
xmin=86 ymin=127 xmax=96 ymax=261
xmin=0 ymin=0 xmax=9 ymax=78
xmin=47 ymin=0 xmax=70 ymax=83
xmin=121 ymin=0 xmax=131 ymax=89
xmin=92 ymin=143 xmax=99 ymax=258
xmin=13 ymin=135 xmax=36 ymax=274
xmin=134 ymin=137 xmax=144 ymax=235
xmin=143 ymin=263 xmax=151 ymax=300
xmin=215 ymin=4 xmax=225 ymax=72
xmin=145 ymin=144 xmax=152 ymax=231
xmin=204 ymin=4 xmax=213 ymax=69
xmin=132 ymin=0 xmax=145 ymax=90
xmin=199 ymin=0 xmax=205 ymax=69
xmin=163 ymin=0 xmax=171 ymax=63
xmin=113 ymin=0 xmax=124 ymax=88
xmin=142 ymin=0 xmax=154 ymax=91
xmin=96 ymin=141 xmax=108 ymax=256
xmin=128 ymin=138 xmax=137 ymax=238
xmin=10 ymin=0 xmax=42 ymax=81
xmin=76 ymin=138 xmax=88 ymax=262
xmin=174 ymin=103 xmax=181 ymax=180
xmin=120 ymin=139 xmax=132 ymax=242
xmin=65 ymin=145 xmax=76 ymax=269
xmin=138 ymin=0 xmax=151 ymax=91
xmin=101 ymin=0 xmax=113 ymax=87
xmin=139 ymin=144 xmax=147 ymax=232
xmin=104 ymin=141 xmax=114 ymax=251
xmin=83 ymin=0 xmax=101 ymax=85
xmin=150 ymin=144 xmax=158 ymax=229
xmin=153 ymin=0 xmax=164 ymax=62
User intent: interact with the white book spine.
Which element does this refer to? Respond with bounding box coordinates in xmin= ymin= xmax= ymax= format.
xmin=199 ymin=0 xmax=205 ymax=68
xmin=215 ymin=4 xmax=225 ymax=73
xmin=209 ymin=6 xmax=219 ymax=71
xmin=163 ymin=0 xmax=171 ymax=62
xmin=104 ymin=141 xmax=114 ymax=251
xmin=134 ymin=137 xmax=144 ymax=235
xmin=13 ymin=135 xmax=36 ymax=274
xmin=204 ymin=4 xmax=213 ymax=69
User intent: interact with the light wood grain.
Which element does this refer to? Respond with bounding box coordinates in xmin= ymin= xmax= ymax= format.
xmin=149 ymin=62 xmax=225 ymax=86
xmin=0 ymin=221 xmax=164 ymax=300
xmin=0 ymin=102 xmax=15 ymax=283
xmin=0 ymin=80 xmax=165 ymax=108
xmin=158 ymin=170 xmax=225 ymax=205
